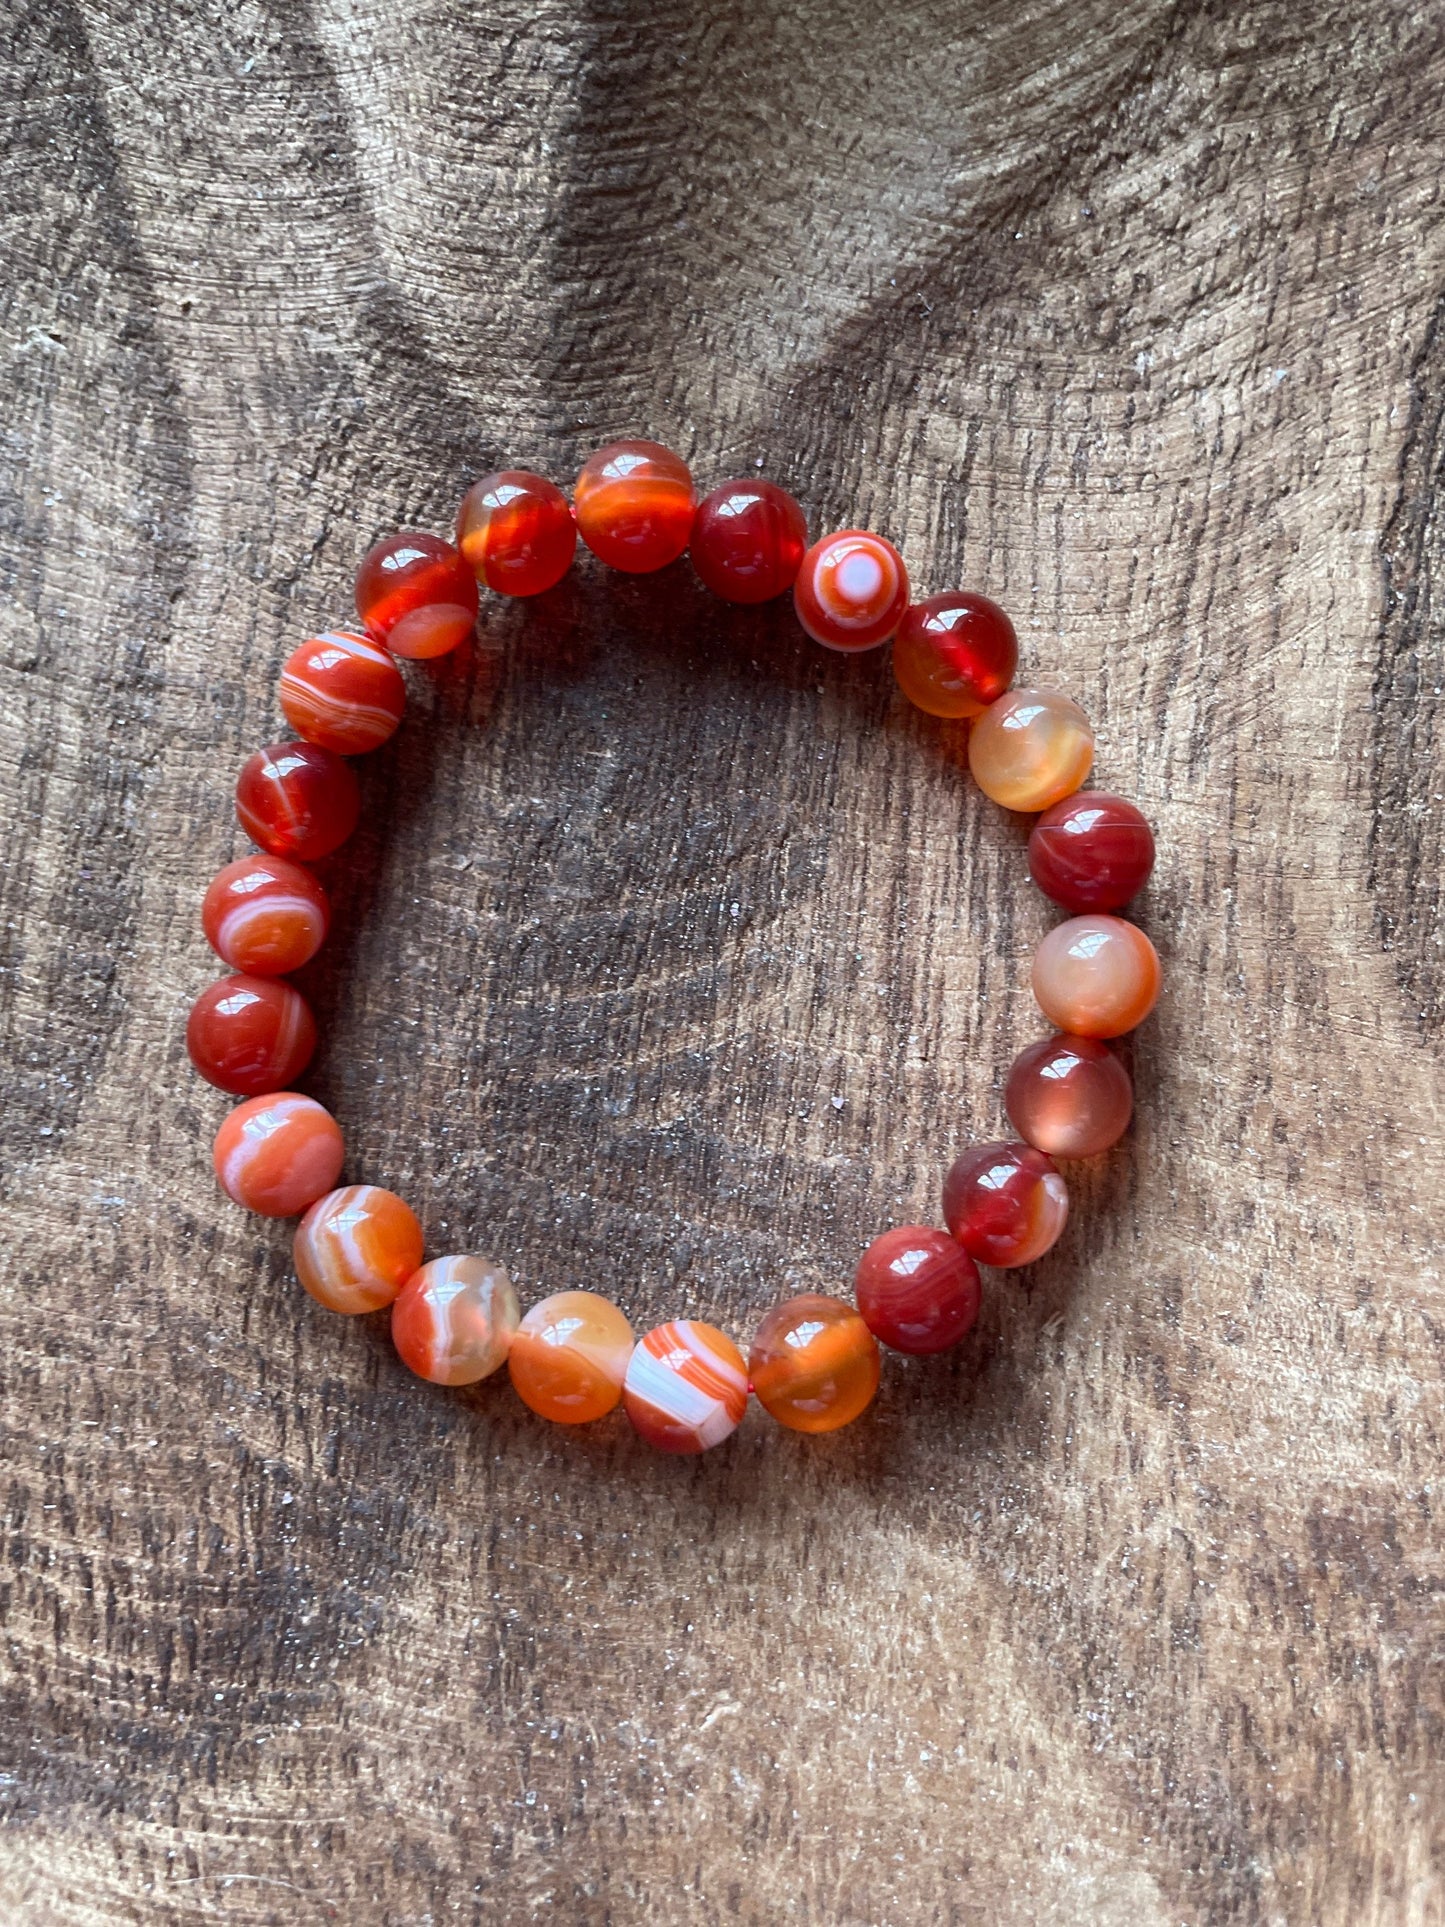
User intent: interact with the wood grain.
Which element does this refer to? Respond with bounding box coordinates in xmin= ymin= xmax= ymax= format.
xmin=2 ymin=0 xmax=1443 ymax=1920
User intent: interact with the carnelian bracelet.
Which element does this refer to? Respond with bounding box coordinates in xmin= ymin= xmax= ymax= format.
xmin=189 ymin=440 xmax=1160 ymax=1452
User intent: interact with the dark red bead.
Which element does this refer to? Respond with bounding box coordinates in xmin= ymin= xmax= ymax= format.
xmin=235 ymin=741 xmax=361 ymax=862
xmin=941 ymin=1142 xmax=1069 ymax=1269
xmin=186 ymin=974 xmax=317 ymax=1095
xmin=854 ymin=1226 xmax=981 ymax=1354
xmin=893 ymin=591 xmax=1017 ymax=718
xmin=355 ymin=530 xmax=478 ymax=659
xmin=689 ymin=479 xmax=808 ymax=604
xmin=1028 ymin=792 xmax=1155 ymax=912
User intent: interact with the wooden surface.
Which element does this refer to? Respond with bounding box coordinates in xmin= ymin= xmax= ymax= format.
xmin=2 ymin=0 xmax=1443 ymax=1920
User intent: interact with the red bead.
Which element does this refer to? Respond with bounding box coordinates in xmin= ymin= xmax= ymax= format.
xmin=793 ymin=529 xmax=909 ymax=651
xmin=573 ymin=440 xmax=695 ymax=573
xmin=689 ymin=478 xmax=808 ymax=603
xmin=456 ymin=469 xmax=577 ymax=597
xmin=202 ymin=855 xmax=330 ymax=975
xmin=213 ymin=1093 xmax=344 ymax=1217
xmin=1028 ymin=792 xmax=1156 ymax=911
xmin=278 ymin=630 xmax=406 ymax=755
xmin=893 ymin=592 xmax=1017 ymax=719
xmin=186 ymin=974 xmax=317 ymax=1096
xmin=854 ymin=1226 xmax=981 ymax=1354
xmin=355 ymin=530 xmax=478 ymax=659
xmin=1005 ymin=1033 xmax=1133 ymax=1159
xmin=942 ymin=1142 xmax=1069 ymax=1269
xmin=235 ymin=741 xmax=361 ymax=862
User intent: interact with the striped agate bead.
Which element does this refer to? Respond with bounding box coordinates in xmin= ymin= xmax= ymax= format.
xmin=279 ymin=630 xmax=406 ymax=755
xmin=508 ymin=1290 xmax=634 ymax=1423
xmin=212 ymin=1093 xmax=344 ymax=1218
xmin=202 ymin=854 xmax=330 ymax=975
xmin=293 ymin=1184 xmax=424 ymax=1315
xmin=794 ymin=529 xmax=909 ymax=651
xmin=392 ymin=1255 xmax=520 ymax=1386
xmin=853 ymin=1226 xmax=981 ymax=1354
xmin=623 ymin=1320 xmax=749 ymax=1454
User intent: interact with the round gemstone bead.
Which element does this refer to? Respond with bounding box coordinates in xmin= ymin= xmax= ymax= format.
xmin=212 ymin=1092 xmax=344 ymax=1218
xmin=202 ymin=855 xmax=330 ymax=976
xmin=793 ymin=529 xmax=909 ymax=651
xmin=748 ymin=1294 xmax=880 ymax=1434
xmin=623 ymin=1320 xmax=748 ymax=1454
xmin=689 ymin=478 xmax=808 ymax=603
xmin=1028 ymin=791 xmax=1156 ymax=912
xmin=186 ymin=973 xmax=316 ymax=1096
xmin=293 ymin=1184 xmax=424 ymax=1314
xmin=893 ymin=591 xmax=1017 ymax=719
xmin=235 ymin=741 xmax=361 ymax=862
xmin=853 ymin=1227 xmax=982 ymax=1354
xmin=574 ymin=440 xmax=695 ymax=573
xmin=278 ymin=630 xmax=406 ymax=755
xmin=967 ymin=688 xmax=1094 ymax=812
xmin=456 ymin=469 xmax=577 ymax=597
xmin=1032 ymin=914 xmax=1161 ymax=1038
xmin=392 ymin=1255 xmax=520 ymax=1386
xmin=508 ymin=1290 xmax=634 ymax=1424
xmin=354 ymin=530 xmax=478 ymax=659
xmin=1005 ymin=1033 xmax=1134 ymax=1158
xmin=942 ymin=1142 xmax=1069 ymax=1268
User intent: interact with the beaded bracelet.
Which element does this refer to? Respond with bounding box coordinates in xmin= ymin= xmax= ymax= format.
xmin=190 ymin=440 xmax=1160 ymax=1453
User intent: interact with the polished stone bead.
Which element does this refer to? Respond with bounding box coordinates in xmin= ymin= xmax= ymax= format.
xmin=235 ymin=741 xmax=361 ymax=862
xmin=1031 ymin=914 xmax=1161 ymax=1038
xmin=456 ymin=469 xmax=577 ymax=597
xmin=393 ymin=1255 xmax=520 ymax=1386
xmin=1029 ymin=792 xmax=1155 ymax=911
xmin=794 ymin=529 xmax=909 ymax=651
xmin=749 ymin=1294 xmax=880 ymax=1433
xmin=212 ymin=1092 xmax=344 ymax=1218
xmin=355 ymin=530 xmax=479 ymax=659
xmin=294 ymin=1184 xmax=424 ymax=1314
xmin=623 ymin=1320 xmax=748 ymax=1453
xmin=574 ymin=440 xmax=695 ymax=573
xmin=278 ymin=630 xmax=406 ymax=755
xmin=1005 ymin=1033 xmax=1133 ymax=1157
xmin=942 ymin=1141 xmax=1069 ymax=1268
xmin=202 ymin=854 xmax=329 ymax=976
xmin=186 ymin=973 xmax=316 ymax=1096
xmin=893 ymin=591 xmax=1017 ymax=719
xmin=853 ymin=1226 xmax=981 ymax=1354
xmin=508 ymin=1290 xmax=635 ymax=1423
xmin=689 ymin=478 xmax=808 ymax=603
xmin=967 ymin=688 xmax=1094 ymax=812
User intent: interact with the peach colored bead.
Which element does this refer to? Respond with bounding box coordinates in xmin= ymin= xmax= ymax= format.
xmin=623 ymin=1321 xmax=748 ymax=1454
xmin=967 ymin=688 xmax=1094 ymax=812
xmin=293 ymin=1185 xmax=424 ymax=1315
xmin=508 ymin=1290 xmax=634 ymax=1424
xmin=392 ymin=1255 xmax=520 ymax=1385
xmin=212 ymin=1093 xmax=344 ymax=1218
xmin=1031 ymin=915 xmax=1161 ymax=1039
xmin=1005 ymin=1033 xmax=1133 ymax=1158
xmin=749 ymin=1294 xmax=880 ymax=1434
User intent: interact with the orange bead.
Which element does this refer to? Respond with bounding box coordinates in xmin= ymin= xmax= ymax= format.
xmin=456 ymin=470 xmax=577 ymax=597
xmin=202 ymin=855 xmax=330 ymax=976
xmin=793 ymin=529 xmax=909 ymax=651
xmin=354 ymin=531 xmax=478 ymax=660
xmin=748 ymin=1294 xmax=880 ymax=1434
xmin=624 ymin=1321 xmax=748 ymax=1453
xmin=574 ymin=441 xmax=695 ymax=573
xmin=293 ymin=1184 xmax=424 ymax=1314
xmin=392 ymin=1255 xmax=520 ymax=1385
xmin=1031 ymin=915 xmax=1161 ymax=1038
xmin=278 ymin=631 xmax=406 ymax=755
xmin=508 ymin=1290 xmax=634 ymax=1423
xmin=967 ymin=688 xmax=1094 ymax=811
xmin=212 ymin=1093 xmax=344 ymax=1218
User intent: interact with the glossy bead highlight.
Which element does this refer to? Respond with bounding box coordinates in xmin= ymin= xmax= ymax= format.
xmin=212 ymin=1093 xmax=344 ymax=1218
xmin=689 ymin=478 xmax=808 ymax=603
xmin=967 ymin=688 xmax=1094 ymax=812
xmin=893 ymin=591 xmax=1017 ymax=719
xmin=355 ymin=530 xmax=478 ymax=659
xmin=202 ymin=855 xmax=329 ymax=976
xmin=854 ymin=1227 xmax=981 ymax=1354
xmin=186 ymin=974 xmax=316 ymax=1096
xmin=278 ymin=630 xmax=406 ymax=755
xmin=508 ymin=1290 xmax=634 ymax=1423
xmin=794 ymin=529 xmax=909 ymax=651
xmin=624 ymin=1321 xmax=748 ymax=1453
xmin=942 ymin=1142 xmax=1069 ymax=1268
xmin=574 ymin=440 xmax=695 ymax=573
xmin=1031 ymin=915 xmax=1161 ymax=1038
xmin=456 ymin=470 xmax=577 ymax=597
xmin=1005 ymin=1033 xmax=1133 ymax=1158
xmin=393 ymin=1255 xmax=520 ymax=1385
xmin=294 ymin=1185 xmax=424 ymax=1314
xmin=235 ymin=741 xmax=361 ymax=862
xmin=1028 ymin=791 xmax=1156 ymax=911
xmin=749 ymin=1295 xmax=880 ymax=1433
